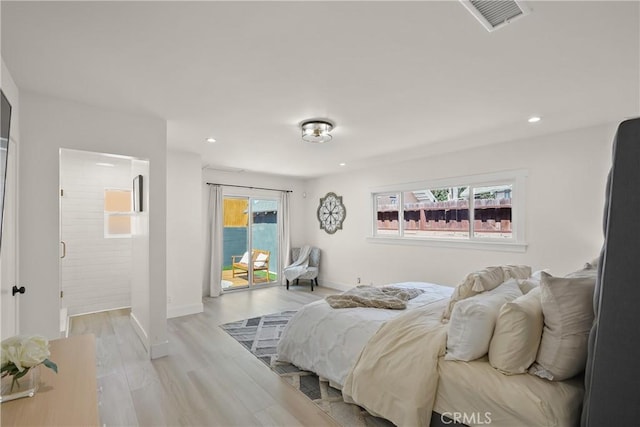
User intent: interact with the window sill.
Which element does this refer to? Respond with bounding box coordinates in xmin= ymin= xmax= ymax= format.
xmin=366 ymin=236 xmax=528 ymax=253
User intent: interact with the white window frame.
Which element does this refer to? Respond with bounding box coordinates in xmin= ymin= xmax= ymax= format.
xmin=367 ymin=170 xmax=528 ymax=252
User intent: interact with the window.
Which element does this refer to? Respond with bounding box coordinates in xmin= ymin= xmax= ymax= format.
xmin=375 ymin=193 xmax=400 ymax=236
xmin=370 ymin=171 xmax=526 ymax=251
xmin=104 ymin=189 xmax=132 ymax=238
xmin=403 ymin=186 xmax=469 ymax=239
xmin=472 ymin=184 xmax=513 ymax=239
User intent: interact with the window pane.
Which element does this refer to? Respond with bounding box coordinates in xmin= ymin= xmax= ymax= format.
xmin=375 ymin=194 xmax=400 ymax=235
xmin=251 ymin=199 xmax=278 ymax=285
xmin=222 ymin=197 xmax=249 ymax=290
xmin=404 ymin=187 xmax=469 ymax=239
xmin=223 ymin=198 xmax=249 ymax=227
xmin=105 ymin=189 xmax=132 ymax=212
xmin=473 ymin=184 xmax=512 ymax=239
xmin=107 ymin=215 xmax=131 ymax=235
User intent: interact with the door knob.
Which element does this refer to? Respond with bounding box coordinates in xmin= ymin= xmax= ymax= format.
xmin=12 ymin=285 xmax=25 ymax=296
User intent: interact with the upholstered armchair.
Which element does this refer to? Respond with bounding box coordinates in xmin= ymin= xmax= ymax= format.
xmin=286 ymin=247 xmax=320 ymax=291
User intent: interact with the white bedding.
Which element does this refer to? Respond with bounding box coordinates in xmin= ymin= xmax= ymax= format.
xmin=276 ymin=282 xmax=453 ymax=386
xmin=343 ymin=297 xmax=450 ymax=426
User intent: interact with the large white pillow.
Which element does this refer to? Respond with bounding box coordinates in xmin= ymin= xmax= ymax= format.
xmin=517 ymin=269 xmax=550 ymax=294
xmin=584 ymin=256 xmax=600 ymax=270
xmin=446 ymin=279 xmax=522 ymax=362
xmin=489 ymin=287 xmax=543 ymax=374
xmin=529 ymin=271 xmax=596 ymax=381
xmin=442 ymin=266 xmax=505 ymax=321
xmin=502 ymin=265 xmax=532 ymax=281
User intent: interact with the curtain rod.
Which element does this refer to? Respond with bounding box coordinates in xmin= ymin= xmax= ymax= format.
xmin=206 ymin=182 xmax=293 ymax=193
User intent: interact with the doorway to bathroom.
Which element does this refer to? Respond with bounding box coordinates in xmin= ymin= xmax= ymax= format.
xmin=59 ymin=148 xmax=149 ymax=334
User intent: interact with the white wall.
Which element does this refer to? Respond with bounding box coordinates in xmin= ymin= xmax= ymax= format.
xmin=201 ymin=168 xmax=308 ymax=295
xmin=18 ymin=92 xmax=167 ymax=358
xmin=167 ymin=150 xmax=203 ymax=318
xmin=60 ymin=150 xmax=133 ymax=316
xmin=304 ymin=123 xmax=615 ymax=290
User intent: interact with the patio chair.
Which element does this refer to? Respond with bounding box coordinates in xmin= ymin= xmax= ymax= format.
xmin=232 ymin=249 xmax=270 ymax=282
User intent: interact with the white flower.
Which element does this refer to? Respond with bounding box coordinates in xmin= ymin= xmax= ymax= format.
xmin=1 ymin=335 xmax=51 ymax=372
xmin=20 ymin=336 xmax=50 ymax=368
xmin=2 ymin=335 xmax=25 ymax=372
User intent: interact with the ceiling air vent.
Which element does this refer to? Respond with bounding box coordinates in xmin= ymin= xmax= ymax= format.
xmin=460 ymin=0 xmax=530 ymax=32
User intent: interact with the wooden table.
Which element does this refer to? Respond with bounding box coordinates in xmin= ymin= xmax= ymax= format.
xmin=1 ymin=334 xmax=99 ymax=426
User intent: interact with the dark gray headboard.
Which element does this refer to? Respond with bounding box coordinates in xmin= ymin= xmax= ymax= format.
xmin=582 ymin=118 xmax=640 ymax=426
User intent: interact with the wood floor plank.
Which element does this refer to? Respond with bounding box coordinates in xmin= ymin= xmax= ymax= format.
xmin=98 ymin=372 xmax=140 ymax=426
xmin=130 ymin=380 xmax=182 ymax=426
xmin=71 ymin=285 xmax=341 ymax=426
xmin=253 ymin=404 xmax=306 ymax=427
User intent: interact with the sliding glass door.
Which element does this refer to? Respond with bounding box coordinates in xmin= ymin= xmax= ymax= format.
xmin=221 ymin=196 xmax=279 ymax=291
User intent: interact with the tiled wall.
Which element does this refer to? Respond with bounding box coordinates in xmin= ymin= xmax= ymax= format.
xmin=60 ymin=150 xmax=132 ymax=316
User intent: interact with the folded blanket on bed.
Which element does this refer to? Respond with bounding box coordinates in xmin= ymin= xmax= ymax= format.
xmin=325 ymin=285 xmax=425 ymax=309
xmin=342 ymin=298 xmax=449 ymax=426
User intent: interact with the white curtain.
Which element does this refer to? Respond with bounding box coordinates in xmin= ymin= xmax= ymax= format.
xmin=278 ymin=191 xmax=291 ymax=286
xmin=204 ymin=184 xmax=223 ymax=297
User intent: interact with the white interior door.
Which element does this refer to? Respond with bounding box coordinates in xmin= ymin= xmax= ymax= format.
xmin=1 ymin=137 xmax=19 ymax=337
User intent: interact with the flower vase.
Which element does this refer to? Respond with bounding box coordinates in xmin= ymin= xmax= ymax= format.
xmin=0 ymin=365 xmax=40 ymax=403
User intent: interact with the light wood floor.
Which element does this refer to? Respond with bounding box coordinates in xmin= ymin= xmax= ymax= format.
xmin=69 ymin=284 xmax=340 ymax=427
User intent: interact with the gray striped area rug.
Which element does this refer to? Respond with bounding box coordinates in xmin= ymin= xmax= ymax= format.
xmin=220 ymin=311 xmax=394 ymax=427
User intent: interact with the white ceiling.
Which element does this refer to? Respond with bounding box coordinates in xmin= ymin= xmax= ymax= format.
xmin=2 ymin=1 xmax=639 ymax=178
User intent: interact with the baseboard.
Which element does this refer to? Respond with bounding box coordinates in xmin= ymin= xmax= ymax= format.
xmin=167 ymin=302 xmax=204 ymax=319
xmin=151 ymin=340 xmax=169 ymax=359
xmin=129 ymin=312 xmax=150 ymax=355
xmin=130 ymin=312 xmax=168 ymax=359
xmin=318 ymin=280 xmax=352 ymax=292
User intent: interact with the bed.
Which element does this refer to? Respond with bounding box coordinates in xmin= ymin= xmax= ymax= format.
xmin=277 ymin=118 xmax=640 ymax=426
xmin=279 ymin=276 xmax=587 ymax=427
xmin=276 ymin=281 xmax=453 ymax=387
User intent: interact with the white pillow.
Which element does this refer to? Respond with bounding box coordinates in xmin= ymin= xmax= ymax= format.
xmin=584 ymin=257 xmax=600 ymax=270
xmin=530 ymin=271 xmax=596 ymax=381
xmin=501 ymin=265 xmax=532 ymax=281
xmin=238 ymin=252 xmax=249 ymax=264
xmin=489 ymin=287 xmax=543 ymax=374
xmin=442 ymin=266 xmax=505 ymax=321
xmin=446 ymin=279 xmax=522 ymax=361
xmin=255 ymin=252 xmax=268 ymax=267
xmin=517 ymin=269 xmax=550 ymax=294
xmin=531 ymin=269 xmax=549 ymax=280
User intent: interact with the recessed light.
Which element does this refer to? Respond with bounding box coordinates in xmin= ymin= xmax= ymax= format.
xmin=96 ymin=162 xmax=115 ymax=167
xmin=528 ymin=116 xmax=541 ymax=123
xmin=339 ymin=162 xmax=346 ymax=167
xmin=206 ymin=137 xmax=216 ymax=143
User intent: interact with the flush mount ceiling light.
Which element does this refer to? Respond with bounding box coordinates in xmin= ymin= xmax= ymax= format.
xmin=528 ymin=116 xmax=541 ymax=123
xmin=206 ymin=137 xmax=216 ymax=143
xmin=301 ymin=120 xmax=334 ymax=144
